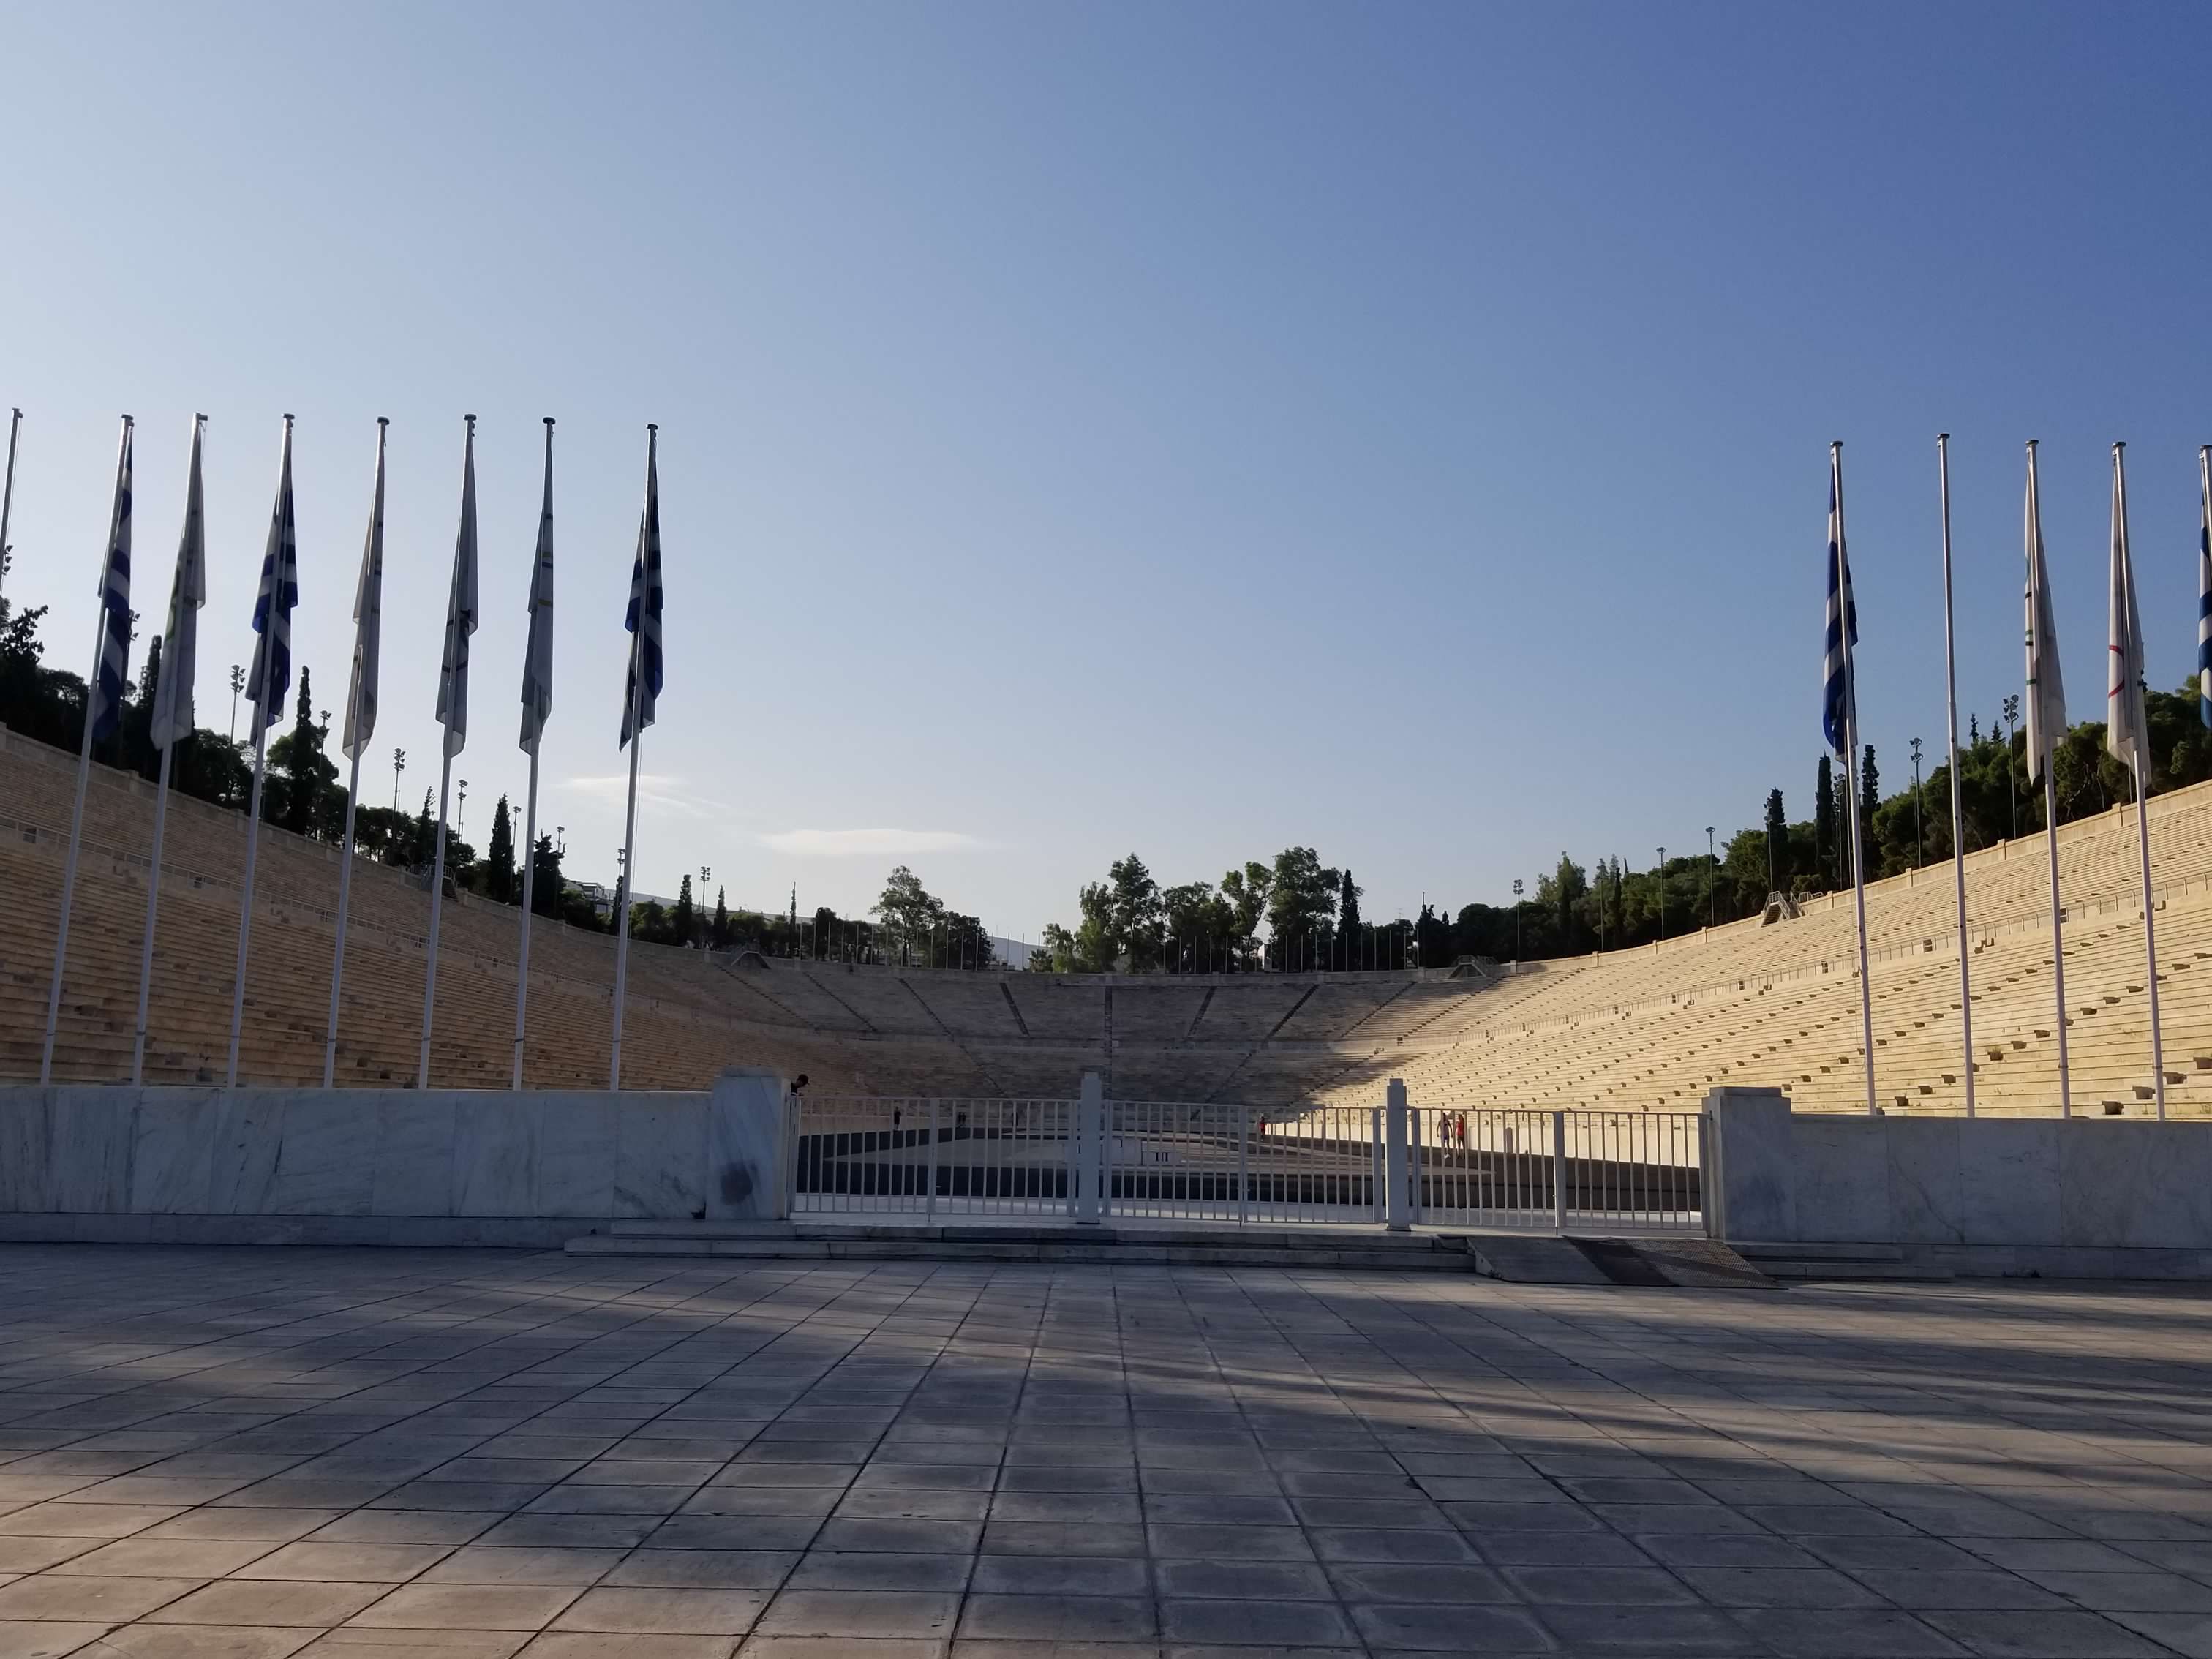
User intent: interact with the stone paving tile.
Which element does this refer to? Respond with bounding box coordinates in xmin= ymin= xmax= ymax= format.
xmin=2 ymin=1249 xmax=2212 ymax=1658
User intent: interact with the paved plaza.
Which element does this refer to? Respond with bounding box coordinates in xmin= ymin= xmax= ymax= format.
xmin=0 ymin=1251 xmax=2208 ymax=1658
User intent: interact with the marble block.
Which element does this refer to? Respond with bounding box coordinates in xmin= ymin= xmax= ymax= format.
xmin=0 ymin=1088 xmax=53 ymax=1211
xmin=372 ymin=1094 xmax=458 ymax=1217
xmin=129 ymin=1088 xmax=219 ymax=1214
xmin=208 ymin=1090 xmax=286 ymax=1213
xmin=269 ymin=1096 xmax=377 ymax=1216
xmin=2061 ymin=1122 xmax=2202 ymax=1249
xmin=535 ymin=1093 xmax=618 ymax=1216
xmin=1957 ymin=1119 xmax=2061 ymax=1246
xmin=48 ymin=1089 xmax=134 ymax=1213
xmin=453 ymin=1096 xmax=540 ymax=1216
xmin=707 ymin=1068 xmax=790 ymax=1221
xmin=614 ymin=1095 xmax=708 ymax=1218
xmin=1700 ymin=1088 xmax=1795 ymax=1241
xmin=1791 ymin=1116 xmax=1889 ymax=1242
xmin=1886 ymin=1118 xmax=1965 ymax=1244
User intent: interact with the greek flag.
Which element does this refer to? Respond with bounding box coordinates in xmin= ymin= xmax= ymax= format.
xmin=342 ymin=421 xmax=386 ymax=763
xmin=2107 ymin=445 xmax=2147 ymax=772
xmin=1821 ymin=459 xmax=1856 ymax=756
xmin=2023 ymin=441 xmax=2066 ymax=785
xmin=519 ymin=420 xmax=554 ymax=756
xmin=620 ymin=426 xmax=662 ymax=748
xmin=147 ymin=417 xmax=205 ymax=752
xmin=434 ymin=419 xmax=479 ymax=760
xmin=2198 ymin=448 xmax=2211 ymax=731
xmin=246 ymin=418 xmax=298 ymax=742
xmin=88 ymin=419 xmax=135 ymax=742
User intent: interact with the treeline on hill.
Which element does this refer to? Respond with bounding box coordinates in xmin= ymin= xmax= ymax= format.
xmin=1039 ymin=689 xmax=2212 ymax=970
xmin=0 ymin=584 xmax=995 ymax=961
xmin=12 ymin=578 xmax=2212 ymax=971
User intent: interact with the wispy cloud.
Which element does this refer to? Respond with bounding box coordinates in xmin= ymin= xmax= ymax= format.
xmin=565 ymin=773 xmax=715 ymax=818
xmin=760 ymin=827 xmax=990 ymax=857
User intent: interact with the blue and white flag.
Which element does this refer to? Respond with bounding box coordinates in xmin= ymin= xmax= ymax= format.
xmin=434 ymin=418 xmax=479 ymax=760
xmin=88 ymin=418 xmax=135 ymax=742
xmin=2198 ymin=448 xmax=2211 ymax=731
xmin=519 ymin=420 xmax=554 ymax=756
xmin=342 ymin=421 xmax=387 ymax=763
xmin=148 ymin=416 xmax=205 ymax=752
xmin=2107 ymin=445 xmax=2147 ymax=772
xmin=620 ymin=425 xmax=662 ymax=748
xmin=1821 ymin=454 xmax=1856 ymax=757
xmin=246 ymin=418 xmax=299 ymax=742
xmin=2023 ymin=441 xmax=2066 ymax=785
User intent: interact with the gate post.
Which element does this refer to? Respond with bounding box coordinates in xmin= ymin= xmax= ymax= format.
xmin=925 ymin=1099 xmax=938 ymax=1223
xmin=1551 ymin=1110 xmax=1569 ymax=1234
xmin=1384 ymin=1080 xmax=1410 ymax=1232
xmin=1076 ymin=1072 xmax=1104 ymax=1225
xmin=1237 ymin=1110 xmax=1250 ymax=1226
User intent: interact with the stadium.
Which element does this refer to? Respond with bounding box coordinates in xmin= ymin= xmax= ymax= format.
xmin=10 ymin=718 xmax=2204 ymax=1121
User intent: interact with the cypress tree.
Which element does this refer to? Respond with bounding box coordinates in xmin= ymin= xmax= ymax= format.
xmin=1336 ymin=869 xmax=1361 ymax=968
xmin=285 ymin=666 xmax=316 ymax=834
xmin=486 ymin=795 xmax=515 ymax=903
xmin=1814 ymin=756 xmax=1835 ymax=889
xmin=1764 ymin=789 xmax=1787 ymax=892
xmin=673 ymin=873 xmax=695 ymax=945
xmin=712 ymin=886 xmax=729 ymax=950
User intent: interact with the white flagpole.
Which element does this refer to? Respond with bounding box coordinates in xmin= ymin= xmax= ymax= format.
xmin=610 ymin=648 xmax=643 ymax=1090
xmin=0 ymin=407 xmax=20 ymax=609
xmin=2111 ymin=443 xmax=2164 ymax=1118
xmin=1832 ymin=442 xmax=1877 ymax=1116
xmin=1938 ymin=434 xmax=1976 ymax=1117
xmin=42 ymin=415 xmax=132 ymax=1083
xmin=514 ymin=417 xmax=555 ymax=1089
xmin=131 ymin=743 xmax=174 ymax=1084
xmin=134 ymin=413 xmax=206 ymax=1086
xmin=418 ymin=751 xmax=453 ymax=1088
xmin=325 ymin=419 xmax=386 ymax=1088
xmin=2025 ymin=440 xmax=2070 ymax=1120
xmin=514 ymin=743 xmax=541 ymax=1088
xmin=227 ymin=726 xmax=270 ymax=1087
xmin=228 ymin=415 xmax=297 ymax=1088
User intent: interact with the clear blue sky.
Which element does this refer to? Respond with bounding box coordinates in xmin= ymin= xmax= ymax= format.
xmin=4 ymin=3 xmax=2208 ymax=939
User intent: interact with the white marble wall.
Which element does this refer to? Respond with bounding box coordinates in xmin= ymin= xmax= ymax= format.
xmin=0 ymin=1074 xmax=792 ymax=1224
xmin=1705 ymin=1090 xmax=2212 ymax=1252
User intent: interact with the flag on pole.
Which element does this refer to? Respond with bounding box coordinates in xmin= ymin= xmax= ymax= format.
xmin=620 ymin=426 xmax=662 ymax=748
xmin=246 ymin=419 xmax=298 ymax=741
xmin=88 ymin=421 xmax=135 ymax=742
xmin=2023 ymin=443 xmax=2066 ymax=784
xmin=343 ymin=421 xmax=387 ymax=762
xmin=519 ymin=421 xmax=554 ymax=755
xmin=2107 ymin=446 xmax=2147 ymax=772
xmin=434 ymin=418 xmax=479 ymax=759
xmin=1821 ymin=467 xmax=1856 ymax=756
xmin=148 ymin=418 xmax=204 ymax=753
xmin=2197 ymin=448 xmax=2211 ymax=731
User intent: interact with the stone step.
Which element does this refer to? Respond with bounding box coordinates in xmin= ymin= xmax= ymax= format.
xmin=565 ymin=1229 xmax=1477 ymax=1270
xmin=1734 ymin=1240 xmax=1951 ymax=1282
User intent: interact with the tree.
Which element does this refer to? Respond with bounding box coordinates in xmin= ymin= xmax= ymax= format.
xmin=672 ymin=873 xmax=695 ymax=946
xmin=1336 ymin=869 xmax=1363 ymax=967
xmin=1163 ymin=881 xmax=1238 ymax=973
xmin=712 ymin=886 xmax=729 ymax=950
xmin=1537 ymin=853 xmax=1586 ymax=954
xmin=413 ymin=790 xmax=435 ymax=867
xmin=1265 ymin=847 xmax=1339 ymax=970
xmin=278 ymin=665 xmax=325 ymax=835
xmin=529 ymin=833 xmax=565 ymax=918
xmin=1105 ymin=854 xmax=1164 ymax=970
xmin=1860 ymin=744 xmax=1880 ymax=841
xmin=1219 ymin=862 xmax=1272 ymax=968
xmin=1814 ymin=756 xmax=1835 ymax=891
xmin=486 ymin=796 xmax=515 ymax=903
xmin=875 ymin=865 xmax=947 ymax=965
xmin=1764 ymin=789 xmax=1788 ymax=892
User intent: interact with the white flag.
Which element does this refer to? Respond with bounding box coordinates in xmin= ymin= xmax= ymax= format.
xmin=434 ymin=418 xmax=479 ymax=760
xmin=148 ymin=416 xmax=204 ymax=752
xmin=519 ymin=420 xmax=554 ymax=755
xmin=2107 ymin=445 xmax=2147 ymax=773
xmin=2023 ymin=442 xmax=2066 ymax=784
xmin=342 ymin=421 xmax=387 ymax=762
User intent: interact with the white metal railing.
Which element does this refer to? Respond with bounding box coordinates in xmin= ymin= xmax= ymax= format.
xmin=789 ymin=1091 xmax=1704 ymax=1234
xmin=791 ymin=1096 xmax=1075 ymax=1217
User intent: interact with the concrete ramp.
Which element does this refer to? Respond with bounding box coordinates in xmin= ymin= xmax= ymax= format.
xmin=1464 ymin=1234 xmax=1614 ymax=1284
